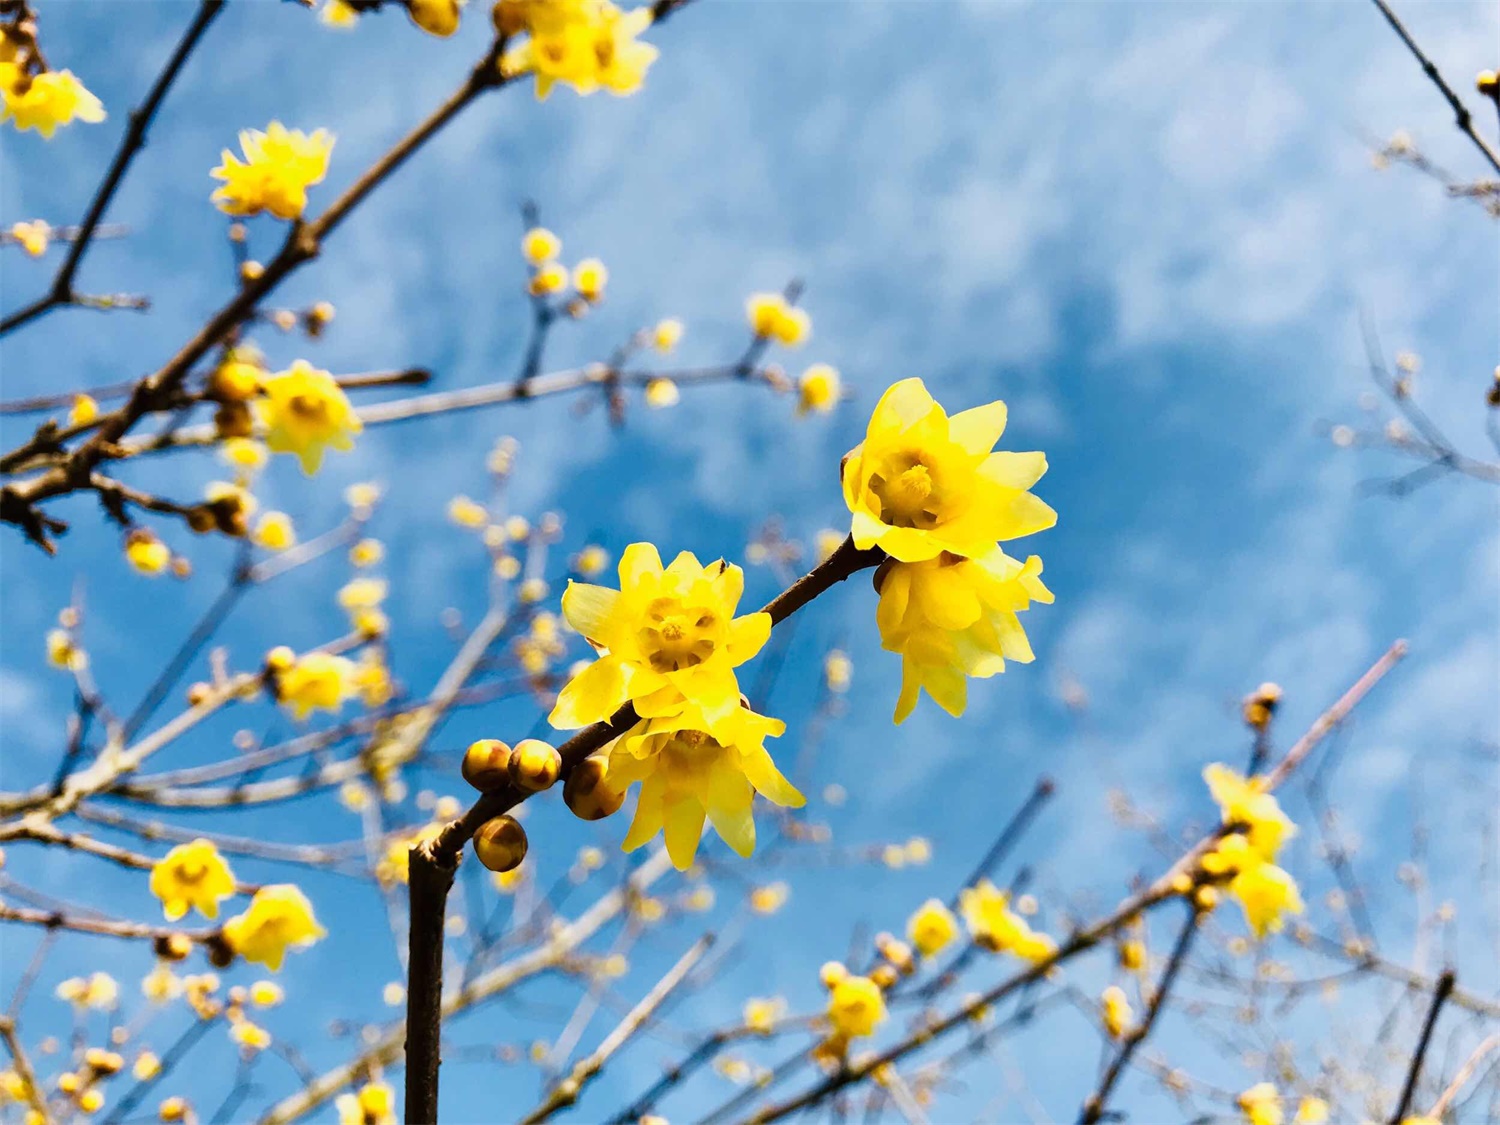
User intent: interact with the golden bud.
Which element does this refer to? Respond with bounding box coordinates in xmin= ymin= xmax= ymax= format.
xmin=186 ymin=506 xmax=216 ymax=534
xmin=159 ymin=1096 xmax=189 ymax=1122
xmin=186 ymin=682 xmax=212 ymax=707
xmin=563 ymin=755 xmax=625 ymax=821
xmin=870 ymin=964 xmax=898 ymax=990
xmin=493 ymin=0 xmax=528 ymax=35
xmin=509 ymin=738 xmax=561 ymax=792
xmin=408 ymin=0 xmax=460 ymax=36
xmin=154 ymin=932 xmax=193 ymax=962
xmin=461 ymin=739 xmax=513 ymax=791
xmin=474 ymin=815 xmax=528 ymax=873
xmin=1478 ymin=69 xmax=1499 ymax=96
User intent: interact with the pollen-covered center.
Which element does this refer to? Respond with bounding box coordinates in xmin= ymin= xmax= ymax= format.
xmin=869 ymin=455 xmax=946 ymax=529
xmin=287 ymin=393 xmax=330 ymax=425
xmin=638 ymin=597 xmax=720 ymax=672
xmin=659 ymin=729 xmax=728 ymax=784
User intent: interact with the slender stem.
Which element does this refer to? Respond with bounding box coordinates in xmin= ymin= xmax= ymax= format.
xmin=404 ymin=845 xmax=458 ymax=1125
xmin=1388 ymin=968 xmax=1456 ymax=1123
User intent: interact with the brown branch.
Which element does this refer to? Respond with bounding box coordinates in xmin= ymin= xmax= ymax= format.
xmin=0 ymin=899 xmax=218 ymax=945
xmin=1388 ymin=967 xmax=1456 ymax=1123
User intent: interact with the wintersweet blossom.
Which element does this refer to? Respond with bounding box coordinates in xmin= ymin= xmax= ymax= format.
xmin=1101 ymin=985 xmax=1132 ymax=1038
xmin=256 ymin=360 xmax=361 ymax=474
xmin=211 ymin=122 xmax=334 ymax=220
xmin=958 ymin=880 xmax=1056 ymax=961
xmin=149 ymin=839 xmax=235 ymax=921
xmin=550 ymin=543 xmax=771 ymax=731
xmin=842 ymin=378 xmax=1055 ymax=562
xmin=1203 ymin=763 xmax=1296 ymax=861
xmin=826 ymin=974 xmax=886 ymax=1040
xmin=875 ymin=549 xmax=1052 ymax=722
xmin=274 ymin=651 xmax=355 ymax=720
xmin=1238 ymin=1082 xmax=1283 ymax=1125
xmin=222 ymin=885 xmax=325 ymax=971
xmin=336 ymin=1082 xmax=396 ymax=1125
xmin=1202 ymin=835 xmax=1304 ymax=939
xmin=607 ymin=701 xmax=803 ymax=869
xmin=500 ymin=0 xmax=658 ymax=100
xmin=9 ymin=219 xmax=49 ymax=256
xmin=797 ymin=364 xmax=841 ymax=415
xmin=906 ymin=898 xmax=959 ymax=957
xmin=1 ymin=67 xmax=105 ymax=136
xmin=746 ymin=291 xmax=809 ymax=346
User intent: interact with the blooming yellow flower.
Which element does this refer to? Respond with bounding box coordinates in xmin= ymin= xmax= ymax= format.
xmin=448 ymin=496 xmax=488 ymax=528
xmin=274 ymin=651 xmax=355 ymax=720
xmin=1101 ymin=985 xmax=1132 ymax=1038
xmin=47 ymin=628 xmax=84 ymax=671
xmin=256 ymin=360 xmax=360 ymax=474
xmin=573 ymin=257 xmax=608 ymax=300
xmin=607 ymin=701 xmax=802 ymax=869
xmin=522 ymin=226 xmax=561 ymax=264
xmin=221 ymin=437 xmax=268 ymax=470
xmin=826 ymin=974 xmax=886 ymax=1040
xmin=132 ymin=1052 xmax=161 ymax=1080
xmin=2 ymin=68 xmax=105 ymax=137
xmin=9 ymin=218 xmax=50 ymax=257
xmin=503 ymin=1 xmax=658 ymax=100
xmin=252 ymin=511 xmax=296 ymax=552
xmin=1203 ymin=763 xmax=1296 ymax=861
xmin=749 ymin=882 xmax=790 ymax=915
xmin=1203 ymin=835 xmax=1304 ymax=939
xmin=56 ymin=973 xmax=117 ymax=1010
xmin=745 ymin=292 xmax=809 ymax=346
xmin=211 ymin=123 xmax=334 ymax=221
xmin=530 ymin=260 xmax=568 ymax=295
xmin=906 ymin=898 xmax=959 ymax=957
xmin=797 ymin=364 xmax=841 ymax=415
xmin=319 ymin=0 xmax=359 ymax=28
xmin=551 ymin=544 xmax=771 ymax=730
xmin=958 ymin=880 xmax=1056 ymax=961
xmin=229 ymin=1017 xmax=271 ymax=1051
xmin=844 ymin=379 xmax=1055 ymax=562
xmin=574 ymin=544 xmax=609 ymax=576
xmin=222 ymin=885 xmax=325 ymax=971
xmin=125 ymin=531 xmax=171 ymax=576
xmin=876 ymin=549 xmax=1052 ymax=722
xmin=645 ymin=377 xmax=680 ymax=408
xmin=338 ymin=577 xmax=388 ymax=613
xmin=743 ymin=996 xmax=785 ymax=1034
xmin=249 ymin=980 xmax=284 ymax=1007
xmin=653 ymin=318 xmax=683 ymax=353
xmin=149 ymin=839 xmax=235 ymax=921
xmin=337 ymin=1082 xmax=396 ymax=1125
xmin=1293 ymin=1098 xmax=1328 ymax=1124
xmin=350 ymin=538 xmax=384 ymax=567
xmin=354 ymin=652 xmax=393 ymax=708
xmin=1238 ymin=1082 xmax=1283 ymax=1125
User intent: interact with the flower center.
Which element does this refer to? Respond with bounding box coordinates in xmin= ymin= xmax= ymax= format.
xmin=287 ymin=393 xmax=329 ymax=424
xmin=870 ymin=458 xmax=944 ymax=529
xmin=638 ymin=598 xmax=718 ymax=672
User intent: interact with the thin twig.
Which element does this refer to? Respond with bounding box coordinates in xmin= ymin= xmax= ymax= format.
xmin=1388 ymin=968 xmax=1456 ymax=1122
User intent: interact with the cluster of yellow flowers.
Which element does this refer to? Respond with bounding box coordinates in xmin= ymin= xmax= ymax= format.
xmin=211 ymin=122 xmax=335 ymax=221
xmin=843 ymin=379 xmax=1057 ymax=722
xmin=498 ymin=0 xmax=660 ymax=101
xmin=1198 ymin=764 xmax=1305 ymax=938
xmin=1237 ymin=1083 xmax=1332 ymax=1125
xmin=548 ymin=544 xmax=803 ymax=869
xmin=957 ymin=879 xmax=1056 ymax=961
xmin=521 ymin=224 xmax=609 ymax=304
xmin=1 ymin=22 xmax=104 ymax=138
xmin=820 ymin=962 xmax=888 ymax=1049
xmin=7 ymin=218 xmax=50 ymax=256
xmin=268 ymin=644 xmax=357 ymax=720
xmin=336 ymin=1080 xmax=397 ymax=1125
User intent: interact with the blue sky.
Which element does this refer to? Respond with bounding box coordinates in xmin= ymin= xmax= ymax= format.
xmin=2 ymin=1 xmax=1498 ymax=1122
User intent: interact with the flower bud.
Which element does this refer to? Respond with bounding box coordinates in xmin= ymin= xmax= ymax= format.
xmin=407 ymin=0 xmax=460 ymax=36
xmin=509 ymin=739 xmax=561 ymax=792
xmin=461 ymin=739 xmax=513 ymax=791
xmin=474 ymin=815 xmax=528 ymax=873
xmin=563 ymin=755 xmax=624 ymax=821
xmin=154 ymin=932 xmax=193 ymax=962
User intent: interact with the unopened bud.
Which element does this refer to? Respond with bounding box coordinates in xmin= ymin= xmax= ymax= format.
xmin=562 ymin=755 xmax=624 ymax=821
xmin=461 ymin=739 xmax=513 ymax=791
xmin=474 ymin=815 xmax=528 ymax=872
xmin=509 ymin=739 xmax=561 ymax=792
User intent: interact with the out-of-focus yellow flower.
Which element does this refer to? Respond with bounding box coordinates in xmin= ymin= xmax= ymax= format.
xmin=222 ymin=437 xmax=268 ymax=471
xmin=522 ymin=226 xmax=561 ymax=264
xmin=132 ymin=1052 xmax=161 ymax=1080
xmin=1293 ymin=1098 xmax=1328 ymax=1124
xmin=338 ymin=577 xmax=388 ymax=613
xmin=1203 ymin=763 xmax=1296 ymax=861
xmin=502 ymin=1 xmax=658 ymax=100
xmin=68 ymin=393 xmax=98 ymax=426
xmin=210 ymin=348 xmax=266 ymax=402
xmin=211 ymin=122 xmax=334 ymax=221
xmin=958 ymin=880 xmax=1055 ymax=961
xmin=141 ymin=964 xmax=181 ymax=1004
xmin=572 ymin=257 xmax=608 ymax=300
xmin=125 ymin=530 xmax=171 ymax=576
xmin=350 ymin=538 xmax=384 ymax=567
xmin=797 ymin=364 xmax=840 ymax=415
xmin=652 ymin=318 xmax=683 ymax=353
xmin=448 ymin=496 xmax=488 ymax=528
xmin=56 ymin=973 xmax=118 ymax=1010
xmin=1238 ymin=1082 xmax=1283 ymax=1125
xmin=257 ymin=360 xmax=360 ymax=474
xmin=249 ymin=980 xmax=284 ymax=1007
xmin=574 ymin=544 xmax=609 ymax=577
xmin=742 ymin=996 xmax=785 ymax=1034
xmin=345 ymin=481 xmax=381 ymax=512
xmin=826 ymin=974 xmax=885 ymax=1039
xmin=823 ymin=649 xmax=852 ymax=693
xmin=337 ymin=1082 xmax=396 ymax=1125
xmin=222 ymin=885 xmax=325 ymax=971
xmin=252 ymin=511 xmax=296 ymax=552
xmin=274 ymin=651 xmax=355 ymax=720
xmin=406 ymin=0 xmax=460 ymax=36
xmin=814 ymin=529 xmax=844 ymax=563
xmin=749 ymin=882 xmax=790 ymax=915
xmin=150 ymin=839 xmax=235 ymax=921
xmin=319 ymin=0 xmax=359 ymax=28
xmin=354 ymin=652 xmax=393 ymax=708
xmin=876 ymin=549 xmax=1052 ymax=723
xmin=745 ymin=292 xmax=809 ymax=346
xmin=1101 ymin=985 xmax=1132 ymax=1038
xmin=906 ymin=898 xmax=958 ymax=957
xmin=1203 ymin=835 xmax=1304 ymax=939
xmin=229 ymin=1016 xmax=271 ymax=1051
xmin=844 ymin=379 xmax=1054 ymax=563
xmin=2 ymin=68 xmax=105 ymax=137
xmin=47 ymin=628 xmax=85 ymax=671
xmin=645 ymin=377 xmax=680 ymax=408
xmin=530 ymin=261 xmax=567 ymax=296
xmin=9 ymin=219 xmax=50 ymax=257
xmin=551 ymin=543 xmax=771 ymax=730
xmin=605 ymin=702 xmax=802 ymax=869
xmin=904 ymin=837 xmax=932 ymax=864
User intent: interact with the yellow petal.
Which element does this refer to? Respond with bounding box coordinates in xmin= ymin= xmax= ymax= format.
xmin=663 ymin=799 xmax=706 ymax=870
xmin=560 ymin=581 xmax=620 ymax=643
xmin=617 ymin=542 xmax=663 ymax=589
xmin=947 ymin=401 xmax=1008 ymax=455
xmin=548 ymin=656 xmax=625 ymax=729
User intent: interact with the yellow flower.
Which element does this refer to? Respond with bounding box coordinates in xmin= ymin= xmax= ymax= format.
xmin=354 ymin=652 xmax=393 ymax=708
xmin=530 ymin=260 xmax=567 ymax=295
xmin=743 ymin=996 xmax=785 ymax=1034
xmin=958 ymin=880 xmax=1055 ymax=961
xmin=256 ymin=360 xmax=360 ymax=474
xmin=823 ymin=650 xmax=852 ymax=693
xmin=47 ymin=628 xmax=84 ymax=671
xmin=503 ymin=1 xmax=658 ymax=101
xmin=222 ymin=885 xmax=325 ymax=971
xmin=522 ymin=226 xmax=561 ymax=264
xmin=407 ymin=0 xmax=460 ymax=36
xmin=125 ymin=531 xmax=171 ymax=576
xmin=906 ymin=898 xmax=959 ymax=957
xmin=221 ymin=437 xmax=268 ymax=470
xmin=653 ymin=318 xmax=683 ymax=352
xmin=551 ymin=544 xmax=771 ymax=729
xmin=253 ymin=511 xmax=296 ymax=552
xmin=56 ymin=972 xmax=118 ymax=1010
xmin=2 ymin=69 xmax=105 ymax=137
xmin=645 ymin=377 xmax=680 ymax=408
xmin=574 ymin=544 xmax=609 ymax=576
xmin=845 ymin=379 xmax=1054 ymax=562
xmin=132 ymin=1052 xmax=161 ymax=1080
xmin=141 ymin=964 xmax=182 ymax=1004
xmin=211 ymin=122 xmax=334 ymax=220
xmin=1238 ymin=1082 xmax=1283 ymax=1125
xmin=876 ymin=549 xmax=1052 ymax=723
xmin=9 ymin=218 xmax=50 ymax=257
xmin=319 ymin=0 xmax=359 ymax=28
xmin=1203 ymin=763 xmax=1296 ymax=861
xmin=1204 ymin=836 xmax=1304 ymax=939
xmin=249 ymin=980 xmax=284 ymax=1007
xmin=1101 ymin=985 xmax=1132 ymax=1038
xmin=827 ymin=975 xmax=886 ymax=1040
xmin=797 ymin=364 xmax=841 ymax=415
xmin=229 ymin=1017 xmax=271 ymax=1051
xmin=573 ymin=257 xmax=608 ymax=300
xmin=338 ymin=577 xmax=388 ymax=613
xmin=275 ymin=651 xmax=355 ymax=720
xmin=67 ymin=393 xmax=99 ymax=427
xmin=749 ymin=882 xmax=790 ymax=915
xmin=337 ymin=1083 xmax=396 ymax=1125
xmin=606 ymin=701 xmax=803 ymax=869
xmin=745 ymin=292 xmax=809 ymax=346
xmin=350 ymin=538 xmax=384 ymax=567
xmin=149 ymin=839 xmax=235 ymax=921
xmin=448 ymin=495 xmax=488 ymax=528
xmin=1294 ymin=1098 xmax=1328 ymax=1124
